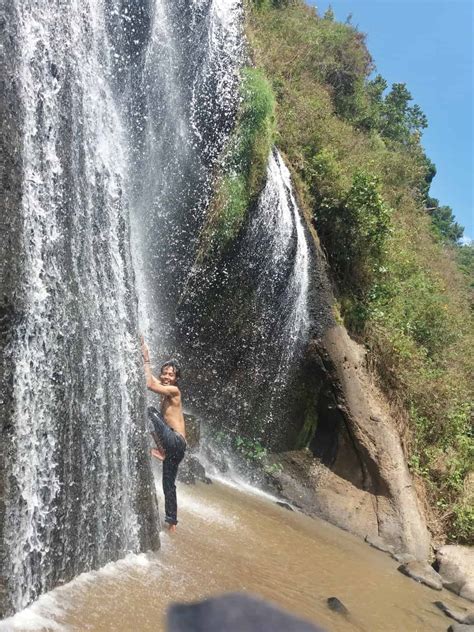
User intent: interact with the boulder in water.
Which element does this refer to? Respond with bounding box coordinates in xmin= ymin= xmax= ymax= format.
xmin=326 ymin=597 xmax=349 ymax=615
xmin=436 ymin=545 xmax=474 ymax=602
xmin=178 ymin=455 xmax=212 ymax=485
xmin=398 ymin=561 xmax=443 ymax=590
xmin=433 ymin=601 xmax=474 ymax=625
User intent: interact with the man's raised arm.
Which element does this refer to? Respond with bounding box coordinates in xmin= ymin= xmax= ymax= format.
xmin=141 ymin=337 xmax=179 ymax=396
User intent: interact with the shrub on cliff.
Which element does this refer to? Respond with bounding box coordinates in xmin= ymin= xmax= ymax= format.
xmin=308 ymin=166 xmax=392 ymax=308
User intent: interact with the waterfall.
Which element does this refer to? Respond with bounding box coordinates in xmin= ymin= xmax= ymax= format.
xmin=249 ymin=149 xmax=310 ymax=379
xmin=231 ymin=148 xmax=311 ymax=435
xmin=0 ymin=0 xmax=311 ymax=617
xmin=125 ymin=0 xmax=244 ymax=350
xmin=179 ymin=147 xmax=310 ymax=445
xmin=1 ymin=0 xmax=159 ymax=616
xmin=1 ymin=0 xmax=245 ymax=618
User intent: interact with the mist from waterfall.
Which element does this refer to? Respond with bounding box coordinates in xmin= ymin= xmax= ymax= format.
xmin=179 ymin=147 xmax=310 ymax=446
xmin=123 ymin=0 xmax=244 ymax=352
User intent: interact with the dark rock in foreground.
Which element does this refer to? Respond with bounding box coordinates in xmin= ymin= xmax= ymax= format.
xmin=168 ymin=593 xmax=325 ymax=632
xmin=326 ymin=597 xmax=349 ymax=616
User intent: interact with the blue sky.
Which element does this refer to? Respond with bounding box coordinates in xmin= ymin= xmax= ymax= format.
xmin=308 ymin=0 xmax=473 ymax=241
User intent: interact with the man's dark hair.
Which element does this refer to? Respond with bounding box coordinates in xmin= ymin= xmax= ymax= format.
xmin=161 ymin=359 xmax=181 ymax=380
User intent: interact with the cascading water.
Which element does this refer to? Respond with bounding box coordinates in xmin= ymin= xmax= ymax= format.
xmin=0 ymin=0 xmax=311 ymax=618
xmin=1 ymin=0 xmax=245 ymax=617
xmin=248 ymin=149 xmax=310 ymax=379
xmin=0 ymin=0 xmax=159 ymax=617
xmin=179 ymin=147 xmax=311 ymax=447
xmin=122 ymin=0 xmax=244 ymax=350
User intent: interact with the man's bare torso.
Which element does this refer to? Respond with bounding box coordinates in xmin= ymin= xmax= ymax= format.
xmin=160 ymin=391 xmax=186 ymax=439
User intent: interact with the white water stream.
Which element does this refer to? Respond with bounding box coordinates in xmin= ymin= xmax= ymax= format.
xmin=4 ymin=0 xmax=147 ymax=612
xmin=253 ymin=149 xmax=310 ymax=377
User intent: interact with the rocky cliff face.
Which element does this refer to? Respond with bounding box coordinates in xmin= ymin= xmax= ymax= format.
xmin=265 ymin=223 xmax=430 ymax=558
xmin=179 ymin=141 xmax=430 ymax=558
xmin=168 ymin=0 xmax=432 ymax=559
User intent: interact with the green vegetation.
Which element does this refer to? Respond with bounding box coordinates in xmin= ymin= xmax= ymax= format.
xmin=310 ymin=167 xmax=392 ymax=305
xmin=452 ymin=503 xmax=474 ymax=544
xmin=456 ymin=243 xmax=474 ymax=293
xmin=201 ymin=67 xmax=275 ymax=252
xmin=214 ymin=430 xmax=267 ymax=461
xmin=235 ymin=435 xmax=268 ymax=461
xmin=428 ymin=198 xmax=465 ymax=244
xmin=214 ymin=431 xmax=282 ymax=474
xmin=246 ymin=0 xmax=473 ymax=542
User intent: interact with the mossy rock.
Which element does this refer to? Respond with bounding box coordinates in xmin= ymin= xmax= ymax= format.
xmin=198 ymin=67 xmax=276 ymax=257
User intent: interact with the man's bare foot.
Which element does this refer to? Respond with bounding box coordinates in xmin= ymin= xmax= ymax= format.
xmin=165 ymin=523 xmax=177 ymax=533
xmin=151 ymin=447 xmax=165 ymax=461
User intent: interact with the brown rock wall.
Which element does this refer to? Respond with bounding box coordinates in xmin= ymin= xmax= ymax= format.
xmin=270 ymin=213 xmax=431 ymax=559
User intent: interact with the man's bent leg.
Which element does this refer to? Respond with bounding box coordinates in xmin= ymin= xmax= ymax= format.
xmin=151 ymin=431 xmax=166 ymax=461
xmin=148 ymin=407 xmax=175 ymax=456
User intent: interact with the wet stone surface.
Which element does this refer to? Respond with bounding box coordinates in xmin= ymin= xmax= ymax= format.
xmin=398 ymin=561 xmax=443 ymax=591
xmin=436 ymin=545 xmax=474 ymax=603
xmin=434 ymin=600 xmax=474 ymax=625
xmin=365 ymin=534 xmax=395 ymax=556
xmin=178 ymin=455 xmax=212 ymax=486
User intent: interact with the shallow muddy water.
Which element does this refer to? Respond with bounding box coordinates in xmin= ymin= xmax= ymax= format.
xmin=2 ymin=475 xmax=467 ymax=632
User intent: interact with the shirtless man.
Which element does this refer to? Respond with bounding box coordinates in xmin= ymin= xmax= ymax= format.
xmin=141 ymin=338 xmax=186 ymax=532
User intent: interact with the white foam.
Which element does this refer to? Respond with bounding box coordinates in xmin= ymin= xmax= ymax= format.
xmin=209 ymin=473 xmax=283 ymax=505
xmin=179 ymin=487 xmax=238 ymax=527
xmin=0 ymin=592 xmax=70 ymax=631
xmin=0 ymin=553 xmax=160 ymax=631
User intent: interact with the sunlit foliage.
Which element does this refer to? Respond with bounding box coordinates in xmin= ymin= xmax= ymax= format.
xmin=247 ymin=0 xmax=473 ymax=542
